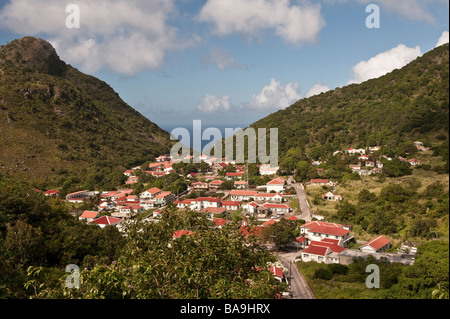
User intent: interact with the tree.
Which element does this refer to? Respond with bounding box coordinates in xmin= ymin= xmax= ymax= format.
xmin=262 ymin=219 xmax=298 ymax=250
xmin=295 ymin=161 xmax=314 ymax=182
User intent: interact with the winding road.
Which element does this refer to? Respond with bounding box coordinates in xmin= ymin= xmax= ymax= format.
xmin=288 ymin=176 xmax=312 ymax=222
xmin=277 ymin=250 xmax=315 ymax=299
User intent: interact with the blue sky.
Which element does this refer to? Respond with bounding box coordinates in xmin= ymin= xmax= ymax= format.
xmin=0 ymin=0 xmax=448 ymax=132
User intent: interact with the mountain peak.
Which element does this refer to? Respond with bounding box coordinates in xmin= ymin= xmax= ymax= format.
xmin=0 ymin=36 xmax=67 ymax=76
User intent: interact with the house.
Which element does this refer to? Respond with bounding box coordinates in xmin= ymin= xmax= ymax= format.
xmin=174 ymin=199 xmax=195 ymax=209
xmin=230 ymin=190 xmax=258 ymax=201
xmin=309 ymin=179 xmax=335 ymax=186
xmin=408 ymin=158 xmax=420 ymax=166
xmin=254 ymin=193 xmax=283 ymax=203
xmin=266 ymin=178 xmax=286 ymax=193
xmin=358 ymin=154 xmax=370 ymax=161
xmin=358 ymin=169 xmax=371 ymax=176
xmin=365 ymin=161 xmax=375 ymax=167
xmin=234 ymin=181 xmax=248 ymax=189
xmin=155 ymin=155 xmax=171 ymax=162
xmin=263 ymin=203 xmax=290 ymax=215
xmin=347 ymin=148 xmax=366 ymax=155
xmin=413 ymin=141 xmax=423 ymax=148
xmin=300 ymin=240 xmax=346 ymax=264
xmin=191 ymin=182 xmax=209 ymax=191
xmin=189 ymin=197 xmax=222 ymax=211
xmin=370 ymin=168 xmax=382 ymax=174
xmin=79 ymin=211 xmax=99 ymax=222
xmin=243 ymin=201 xmax=260 ymax=214
xmin=90 ymin=216 xmax=123 ymax=228
xmin=322 ymin=192 xmax=342 ymax=201
xmin=200 ymin=207 xmax=227 ymax=219
xmin=141 ymin=200 xmax=156 ymax=210
xmin=225 ymin=172 xmax=244 ymax=180
xmin=360 ymin=235 xmax=391 ymax=253
xmin=66 ymin=190 xmax=94 ymax=202
xmin=369 ymin=146 xmax=381 ymax=153
xmin=349 ymin=164 xmax=361 ymax=172
xmin=44 ymin=190 xmax=60 ymax=197
xmin=125 ymin=176 xmax=139 ymax=185
xmin=116 ymin=205 xmax=143 ymax=217
xmin=140 ymin=187 xmax=162 ymax=199
xmin=123 ymin=169 xmax=135 ymax=177
xmin=221 ymin=200 xmax=241 ymax=211
xmin=270 ymin=266 xmax=284 ymax=282
xmin=153 ymin=191 xmax=176 ymax=206
xmin=300 ymin=221 xmax=353 ymax=247
xmin=259 ymin=164 xmax=279 ymax=176
xmin=208 ymin=179 xmax=224 ymax=190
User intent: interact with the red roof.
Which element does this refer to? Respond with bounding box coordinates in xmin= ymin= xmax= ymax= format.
xmin=301 ymin=245 xmax=329 ymax=256
xmin=309 ymin=240 xmax=345 ymax=253
xmin=222 ymin=201 xmax=240 ymax=206
xmin=209 ymin=180 xmax=224 ymax=185
xmin=91 ymin=216 xmax=122 ymax=225
xmin=45 ymin=189 xmax=60 ymax=195
xmin=80 ymin=211 xmax=99 ymax=219
xmin=263 ymin=203 xmax=290 ymax=209
xmin=226 ymin=172 xmax=244 ymax=176
xmin=201 ymin=207 xmax=226 ymax=214
xmin=288 ymin=216 xmax=298 ymax=220
xmin=173 ymin=230 xmax=194 ymax=238
xmin=270 ymin=266 xmax=284 ymax=278
xmin=262 ymin=219 xmax=278 ymax=227
xmin=144 ymin=187 xmax=162 ymax=194
xmin=296 ymin=236 xmax=306 ymax=243
xmin=310 ymin=179 xmax=329 ymax=183
xmin=308 ymin=224 xmax=350 ymax=237
xmin=361 ymin=235 xmax=390 ymax=251
xmin=230 ymin=190 xmax=258 ymax=196
xmin=213 ymin=218 xmax=227 ymax=226
xmin=240 ymin=225 xmax=262 ymax=236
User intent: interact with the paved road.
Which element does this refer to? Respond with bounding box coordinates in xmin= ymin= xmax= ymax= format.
xmin=277 ymin=250 xmax=315 ymax=299
xmin=288 ymin=177 xmax=312 ymax=222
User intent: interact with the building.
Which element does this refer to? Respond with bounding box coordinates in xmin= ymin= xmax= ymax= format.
xmin=140 ymin=187 xmax=162 ymax=200
xmin=66 ymin=190 xmax=95 ymax=203
xmin=44 ymin=190 xmax=60 ymax=197
xmin=225 ymin=172 xmax=244 ymax=180
xmin=254 ymin=193 xmax=283 ymax=203
xmin=259 ymin=164 xmax=279 ymax=176
xmin=191 ymin=182 xmax=209 ymax=191
xmin=300 ymin=221 xmax=353 ymax=247
xmin=189 ymin=197 xmax=222 ymax=211
xmin=266 ymin=178 xmax=286 ymax=193
xmin=359 ymin=235 xmax=391 ymax=253
xmin=347 ymin=148 xmax=366 ymax=155
xmin=230 ymin=190 xmax=258 ymax=201
xmin=263 ymin=203 xmax=290 ymax=215
xmin=208 ymin=180 xmax=224 ymax=190
xmin=408 ymin=159 xmax=420 ymax=166
xmin=300 ymin=240 xmax=346 ymax=264
xmin=322 ymin=192 xmax=342 ymax=201
xmin=153 ymin=191 xmax=176 ymax=206
xmin=221 ymin=200 xmax=241 ymax=211
xmin=234 ymin=181 xmax=248 ymax=189
xmin=200 ymin=207 xmax=227 ymax=219
xmin=79 ymin=211 xmax=99 ymax=222
xmin=90 ymin=216 xmax=123 ymax=228
xmin=309 ymin=179 xmax=336 ymax=186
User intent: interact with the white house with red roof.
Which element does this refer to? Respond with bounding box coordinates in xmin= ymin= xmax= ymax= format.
xmin=225 ymin=172 xmax=244 ymax=180
xmin=201 ymin=207 xmax=227 ymax=219
xmin=208 ymin=179 xmax=224 ymax=190
xmin=234 ymin=181 xmax=248 ymax=189
xmin=44 ymin=189 xmax=60 ymax=197
xmin=189 ymin=197 xmax=222 ymax=211
xmin=191 ymin=181 xmax=209 ymax=191
xmin=221 ymin=200 xmax=241 ymax=211
xmin=90 ymin=216 xmax=123 ymax=228
xmin=140 ymin=187 xmax=162 ymax=199
xmin=230 ymin=190 xmax=258 ymax=201
xmin=262 ymin=203 xmax=290 ymax=215
xmin=254 ymin=193 xmax=283 ymax=203
xmin=300 ymin=221 xmax=352 ymax=247
xmin=322 ymin=192 xmax=342 ymax=201
xmin=79 ymin=211 xmax=99 ymax=222
xmin=259 ymin=164 xmax=279 ymax=176
xmin=359 ymin=235 xmax=391 ymax=253
xmin=266 ymin=178 xmax=286 ymax=193
xmin=154 ymin=191 xmax=176 ymax=206
xmin=347 ymin=148 xmax=366 ymax=155
xmin=408 ymin=158 xmax=420 ymax=166
xmin=300 ymin=239 xmax=346 ymax=264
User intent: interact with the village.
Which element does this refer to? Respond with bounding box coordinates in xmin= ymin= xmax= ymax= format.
xmin=36 ymin=141 xmax=426 ymax=291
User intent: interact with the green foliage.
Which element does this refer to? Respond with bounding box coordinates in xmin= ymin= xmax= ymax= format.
xmin=382 ymin=159 xmax=413 ymax=178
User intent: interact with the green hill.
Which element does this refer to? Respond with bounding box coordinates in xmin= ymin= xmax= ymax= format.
xmin=0 ymin=37 xmax=173 ymax=189
xmin=250 ymin=44 xmax=449 ymax=165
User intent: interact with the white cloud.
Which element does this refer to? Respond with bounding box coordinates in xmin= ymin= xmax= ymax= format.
xmin=198 ymin=0 xmax=325 ymax=44
xmin=248 ymin=78 xmax=301 ymax=110
xmin=197 ymin=94 xmax=232 ymax=113
xmin=436 ymin=31 xmax=449 ymax=47
xmin=305 ymin=82 xmax=330 ymax=98
xmin=0 ymin=0 xmax=191 ymax=75
xmin=348 ymin=44 xmax=422 ymax=84
xmin=202 ymin=48 xmax=247 ymax=70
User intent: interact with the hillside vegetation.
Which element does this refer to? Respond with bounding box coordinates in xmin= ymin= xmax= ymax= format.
xmin=0 ymin=37 xmax=173 ymax=190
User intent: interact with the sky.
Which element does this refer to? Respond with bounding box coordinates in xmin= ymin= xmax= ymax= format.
xmin=0 ymin=0 xmax=448 ymax=133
